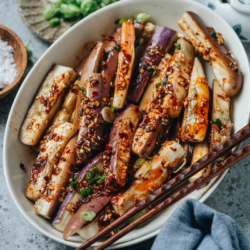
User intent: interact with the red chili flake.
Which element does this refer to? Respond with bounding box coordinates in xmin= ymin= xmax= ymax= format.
xmin=105 ymin=144 xmax=111 ymax=150
xmin=61 ymin=157 xmax=67 ymax=162
xmin=48 ymin=133 xmax=57 ymax=140
xmin=170 ymin=147 xmax=177 ymax=152
xmin=52 ymin=167 xmax=60 ymax=175
xmin=92 ymin=91 xmax=98 ymax=97
xmin=44 ymin=176 xmax=50 ymax=182
xmin=101 ymin=138 xmax=104 ymax=142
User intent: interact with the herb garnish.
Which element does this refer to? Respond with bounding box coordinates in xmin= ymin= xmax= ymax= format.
xmin=76 ymin=86 xmax=86 ymax=96
xmin=210 ymin=118 xmax=222 ymax=130
xmin=176 ymin=43 xmax=181 ymax=50
xmin=155 ymin=76 xmax=168 ymax=88
xmin=114 ymin=45 xmax=120 ymax=52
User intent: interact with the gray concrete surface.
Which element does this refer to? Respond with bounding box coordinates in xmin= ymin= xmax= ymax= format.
xmin=0 ymin=0 xmax=250 ymax=249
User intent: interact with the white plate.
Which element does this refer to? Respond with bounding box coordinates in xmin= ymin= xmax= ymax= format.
xmin=3 ymin=0 xmax=250 ymax=248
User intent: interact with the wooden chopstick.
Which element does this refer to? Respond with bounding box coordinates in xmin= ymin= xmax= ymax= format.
xmin=76 ymin=123 xmax=250 ymax=250
xmin=95 ymin=142 xmax=250 ymax=250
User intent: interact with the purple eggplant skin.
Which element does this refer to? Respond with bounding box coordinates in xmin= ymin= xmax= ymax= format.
xmin=77 ymin=73 xmax=110 ymax=156
xmin=101 ymin=28 xmax=121 ymax=84
xmin=127 ymin=26 xmax=177 ymax=103
xmin=63 ymin=196 xmax=110 ymax=240
xmin=52 ymin=153 xmax=103 ymax=232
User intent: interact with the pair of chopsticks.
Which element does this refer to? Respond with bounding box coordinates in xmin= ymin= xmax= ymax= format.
xmin=76 ymin=123 xmax=250 ymax=250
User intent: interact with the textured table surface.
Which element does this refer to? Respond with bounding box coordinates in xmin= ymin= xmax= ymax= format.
xmin=1 ymin=0 xmax=250 ymax=249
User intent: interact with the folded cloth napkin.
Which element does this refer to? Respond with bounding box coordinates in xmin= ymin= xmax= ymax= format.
xmin=151 ymin=199 xmax=250 ymax=250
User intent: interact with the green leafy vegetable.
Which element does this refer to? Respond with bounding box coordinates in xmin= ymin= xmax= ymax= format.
xmin=49 ymin=17 xmax=61 ymax=27
xmin=210 ymin=118 xmax=222 ymax=130
xmin=142 ymin=65 xmax=154 ymax=74
xmin=161 ymin=121 xmax=167 ymax=126
xmin=110 ymin=100 xmax=115 ymax=112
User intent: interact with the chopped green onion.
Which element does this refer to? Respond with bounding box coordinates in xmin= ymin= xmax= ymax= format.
xmin=80 ymin=210 xmax=96 ymax=221
xmin=157 ymin=133 xmax=163 ymax=143
xmin=161 ymin=121 xmax=167 ymax=126
xmin=110 ymin=100 xmax=115 ymax=112
xmin=134 ymin=12 xmax=150 ymax=24
xmin=80 ymin=107 xmax=84 ymax=116
xmin=80 ymin=148 xmax=85 ymax=153
xmin=142 ymin=65 xmax=154 ymax=74
xmin=115 ymin=18 xmax=120 ymax=24
xmin=86 ymin=171 xmax=94 ymax=184
xmin=135 ymin=36 xmax=141 ymax=47
xmin=155 ymin=76 xmax=168 ymax=88
xmin=176 ymin=44 xmax=180 ymax=50
xmin=25 ymin=40 xmax=32 ymax=58
xmin=76 ymin=86 xmax=86 ymax=96
xmin=133 ymin=158 xmax=145 ymax=171
xmin=73 ymin=175 xmax=78 ymax=180
xmin=49 ymin=17 xmax=61 ymax=27
xmin=210 ymin=118 xmax=222 ymax=130
xmin=210 ymin=31 xmax=216 ymax=37
xmin=60 ymin=3 xmax=82 ymax=19
xmin=96 ymin=174 xmax=105 ymax=184
xmin=42 ymin=5 xmax=57 ymax=20
xmin=78 ymin=186 xmax=91 ymax=196
xmin=70 ymin=180 xmax=78 ymax=188
xmin=81 ymin=0 xmax=98 ymax=15
xmin=90 ymin=166 xmax=99 ymax=175
xmin=119 ymin=17 xmax=133 ymax=23
xmin=114 ymin=45 xmax=120 ymax=52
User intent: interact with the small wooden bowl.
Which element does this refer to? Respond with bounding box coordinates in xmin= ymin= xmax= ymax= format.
xmin=0 ymin=25 xmax=27 ymax=99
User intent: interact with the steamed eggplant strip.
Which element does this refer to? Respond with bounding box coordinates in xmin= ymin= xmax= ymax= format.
xmin=74 ymin=42 xmax=104 ymax=129
xmin=210 ymin=80 xmax=232 ymax=159
xmin=161 ymin=38 xmax=195 ymax=119
xmin=34 ymin=135 xmax=78 ymax=219
xmin=25 ymin=122 xmax=77 ymax=202
xmin=113 ymin=20 xmax=135 ymax=109
xmin=52 ymin=154 xmax=103 ymax=232
xmin=104 ymin=105 xmax=140 ymax=191
xmin=77 ymin=204 xmax=112 ymax=240
xmin=127 ymin=26 xmax=178 ymax=103
xmin=132 ymin=39 xmax=194 ymax=157
xmin=178 ymin=11 xmax=242 ymax=97
xmin=180 ymin=58 xmax=209 ymax=142
xmin=19 ymin=65 xmax=77 ymax=146
xmin=188 ymin=139 xmax=211 ymax=184
xmin=63 ymin=196 xmax=110 ymax=240
xmin=76 ymin=73 xmax=110 ymax=164
xmin=112 ymin=141 xmax=186 ymax=215
xmin=35 ymin=86 xmax=78 ymax=153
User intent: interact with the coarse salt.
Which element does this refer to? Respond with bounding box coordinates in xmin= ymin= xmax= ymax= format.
xmin=0 ymin=38 xmax=17 ymax=90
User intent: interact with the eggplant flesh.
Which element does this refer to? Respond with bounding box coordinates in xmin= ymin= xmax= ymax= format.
xmin=52 ymin=153 xmax=103 ymax=232
xmin=104 ymin=104 xmax=140 ymax=191
xmin=76 ymin=73 xmax=110 ymax=164
xmin=19 ymin=65 xmax=77 ymax=146
xmin=34 ymin=135 xmax=77 ymax=219
xmin=112 ymin=141 xmax=186 ymax=215
xmin=25 ymin=122 xmax=77 ymax=202
xmin=63 ymin=196 xmax=110 ymax=240
xmin=180 ymin=58 xmax=209 ymax=143
xmin=178 ymin=11 xmax=242 ymax=97
xmin=127 ymin=26 xmax=177 ymax=103
xmin=210 ymin=80 xmax=232 ymax=150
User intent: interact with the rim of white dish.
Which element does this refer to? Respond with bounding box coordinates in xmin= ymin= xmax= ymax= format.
xmin=3 ymin=0 xmax=250 ymax=249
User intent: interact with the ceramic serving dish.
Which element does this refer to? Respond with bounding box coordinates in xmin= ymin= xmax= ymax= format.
xmin=3 ymin=0 xmax=250 ymax=248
